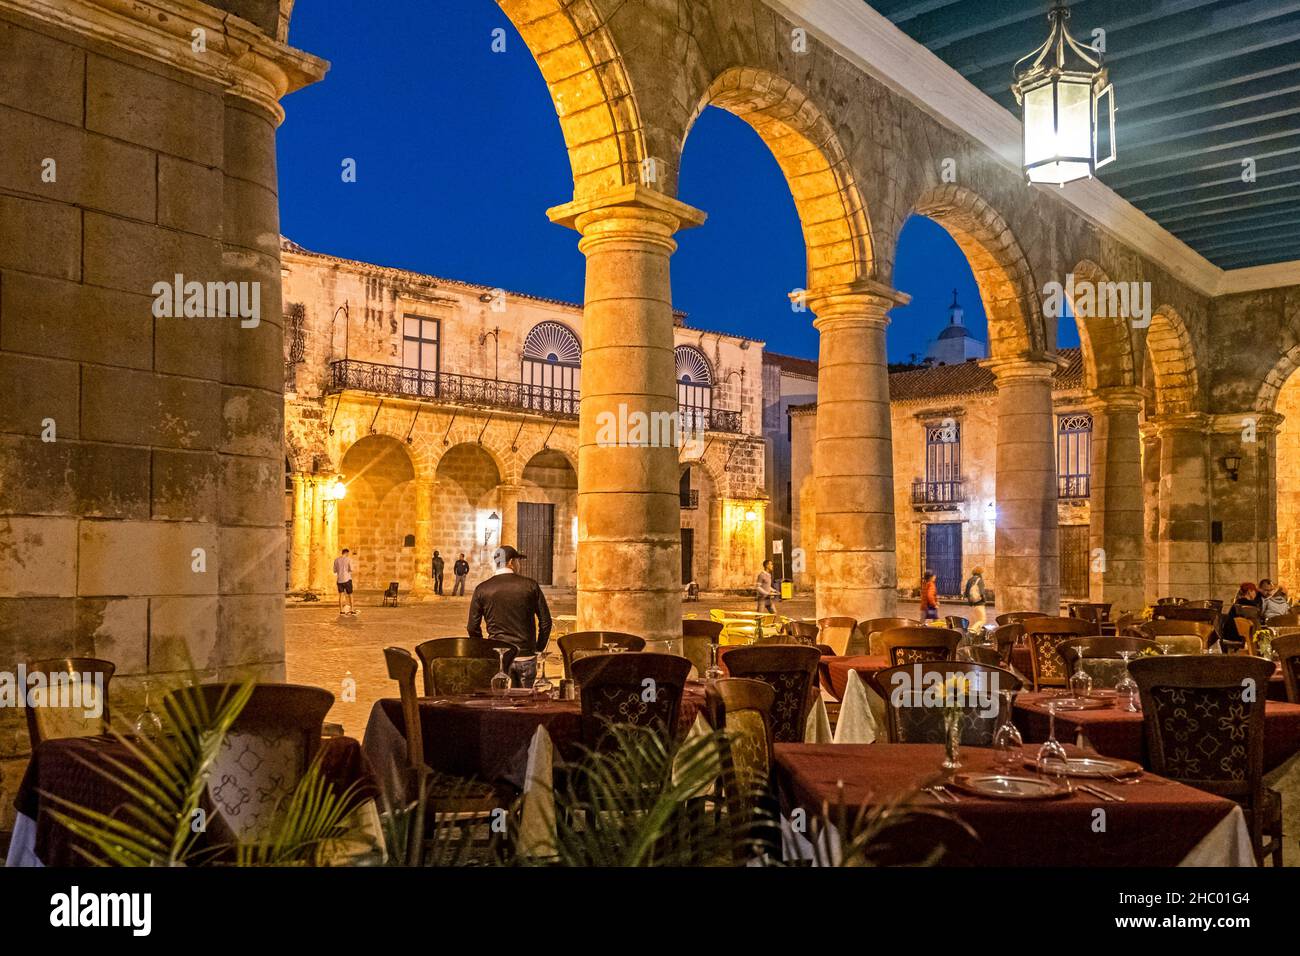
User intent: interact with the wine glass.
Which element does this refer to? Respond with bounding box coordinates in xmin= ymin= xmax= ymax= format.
xmin=992 ymin=690 xmax=1024 ymax=771
xmin=704 ymin=640 xmax=725 ymax=682
xmin=1068 ymin=654 xmax=1093 ymax=701
xmin=533 ymin=651 xmax=554 ymax=698
xmin=132 ymin=679 xmax=163 ymax=738
xmin=1035 ymin=699 xmax=1070 ymax=786
xmin=490 ymin=647 xmax=512 ymax=706
xmin=1115 ymin=650 xmax=1140 ymax=712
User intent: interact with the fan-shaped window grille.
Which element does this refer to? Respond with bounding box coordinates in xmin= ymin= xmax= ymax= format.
xmin=675 ymin=346 xmax=713 ymax=432
xmin=522 ymin=322 xmax=581 ymax=416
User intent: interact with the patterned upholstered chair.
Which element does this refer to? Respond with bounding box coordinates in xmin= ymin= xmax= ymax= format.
xmin=1130 ymin=656 xmax=1282 ymax=866
xmin=1274 ymin=634 xmax=1300 ymax=704
xmin=559 ymin=631 xmax=646 ymax=680
xmin=879 ymin=626 xmax=962 ymax=668
xmin=1154 ymin=634 xmax=1208 ymax=656
xmin=183 ymin=683 xmax=333 ymax=845
xmin=995 ymin=611 xmax=1040 ymax=626
xmin=572 ymin=652 xmax=691 ymax=749
xmin=851 ymin=617 xmax=915 ymax=656
xmin=722 ymin=645 xmax=821 ymax=744
xmin=1023 ymin=617 xmax=1095 ymax=690
xmin=705 ymin=677 xmax=776 ymax=788
xmin=1057 ymin=636 xmax=1158 ymax=672
xmin=870 ymin=661 xmax=1021 ymax=746
xmin=415 ymin=638 xmax=516 ymax=697
xmin=23 ymin=657 xmax=115 ymax=746
xmin=681 ymin=619 xmax=724 ymax=677
xmin=816 ymin=617 xmax=860 ymax=656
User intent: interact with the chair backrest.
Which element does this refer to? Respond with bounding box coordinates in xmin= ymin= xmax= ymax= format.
xmin=958 ymin=644 xmax=1001 ymax=668
xmin=705 ymin=677 xmax=776 ymax=786
xmin=1057 ymin=636 xmax=1159 ymax=671
xmin=944 ymin=615 xmax=970 ymax=632
xmin=1130 ymin=656 xmax=1272 ymax=801
xmin=995 ymin=611 xmax=1040 ymax=626
xmin=871 ymin=661 xmax=1021 ymax=745
xmin=816 ymin=617 xmax=859 ymax=656
xmin=722 ymin=645 xmax=821 ymax=744
xmin=385 ymin=581 xmax=399 ymax=595
xmin=1154 ymin=634 xmax=1208 ymax=656
xmin=851 ymin=617 xmax=916 ymax=656
xmin=1022 ymin=617 xmax=1096 ymax=689
xmin=415 ymin=637 xmax=516 ymax=696
xmin=23 ymin=657 xmax=115 ymax=746
xmin=572 ymin=652 xmax=691 ymax=747
xmin=682 ymin=619 xmax=724 ymax=675
xmin=1233 ymin=616 xmax=1255 ymax=642
xmin=783 ymin=621 xmax=821 ymax=643
xmin=1275 ymin=633 xmax=1300 ymax=704
xmin=879 ymin=626 xmax=962 ymax=667
xmin=384 ymin=647 xmax=424 ymax=769
xmin=682 ymin=619 xmax=725 ymax=641
xmin=187 ymin=683 xmax=334 ymax=843
xmin=1067 ymin=602 xmax=1112 ymax=627
xmin=1153 ymin=604 xmax=1219 ymax=627
xmin=1134 ymin=619 xmax=1213 ymax=642
xmin=1269 ymin=611 xmax=1300 ymax=627
xmin=991 ymin=623 xmax=1024 ymax=665
xmin=559 ymin=631 xmax=646 ymax=679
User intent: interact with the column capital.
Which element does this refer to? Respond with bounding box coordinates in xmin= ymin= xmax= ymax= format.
xmin=547 ymin=185 xmax=706 ymax=251
xmin=1143 ymin=411 xmax=1209 ymax=438
xmin=803 ymin=280 xmax=909 ymax=330
xmin=981 ymin=352 xmax=1063 ymax=383
xmin=1088 ymin=386 xmax=1146 ymax=412
xmin=1207 ymin=411 xmax=1284 ymax=436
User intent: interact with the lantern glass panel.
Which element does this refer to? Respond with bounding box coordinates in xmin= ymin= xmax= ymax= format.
xmin=1023 ymin=81 xmax=1056 ymax=169
xmin=1057 ymin=77 xmax=1092 ymax=161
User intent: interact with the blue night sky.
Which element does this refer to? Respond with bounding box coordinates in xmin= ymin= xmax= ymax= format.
xmin=278 ymin=1 xmax=1077 ymax=364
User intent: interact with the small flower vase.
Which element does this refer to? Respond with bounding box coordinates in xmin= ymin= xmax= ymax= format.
xmin=942 ymin=709 xmax=962 ymax=771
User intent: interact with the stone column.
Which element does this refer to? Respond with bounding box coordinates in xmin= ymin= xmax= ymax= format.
xmin=1140 ymin=425 xmax=1162 ymax=606
xmin=308 ymin=476 xmax=337 ymax=593
xmin=1207 ymin=412 xmax=1280 ymax=596
xmin=986 ymin=356 xmax=1061 ymax=614
xmin=289 ymin=473 xmax=312 ymax=592
xmin=1151 ymin=414 xmax=1211 ymax=600
xmin=412 ymin=477 xmax=434 ymax=598
xmin=806 ymin=282 xmax=909 ymax=621
xmin=497 ymin=483 xmax=523 ymax=550
xmin=548 ymin=186 xmax=706 ymax=649
xmin=1087 ymin=387 xmax=1145 ymax=615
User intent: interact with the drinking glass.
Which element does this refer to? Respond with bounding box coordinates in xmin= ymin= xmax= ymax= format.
xmin=132 ymin=679 xmax=164 ymax=738
xmin=704 ymin=641 xmax=725 ymax=682
xmin=992 ymin=690 xmax=1023 ymax=771
xmin=1035 ymin=700 xmax=1070 ymax=784
xmin=1068 ymin=655 xmax=1093 ymax=700
xmin=490 ymin=647 xmax=512 ymax=706
xmin=533 ymin=650 xmax=554 ymax=698
xmin=1114 ymin=650 xmax=1140 ymax=712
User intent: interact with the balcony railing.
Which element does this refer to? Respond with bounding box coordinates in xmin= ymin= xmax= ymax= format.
xmin=1058 ymin=474 xmax=1091 ymax=500
xmin=327 ymin=359 xmax=744 ymax=432
xmin=911 ymin=478 xmax=965 ymax=506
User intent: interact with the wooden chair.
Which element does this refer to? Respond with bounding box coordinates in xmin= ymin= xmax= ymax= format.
xmin=879 ymin=626 xmax=962 ymax=668
xmin=816 ymin=616 xmax=859 ymax=656
xmin=704 ymin=678 xmax=776 ymax=786
xmin=572 ymin=652 xmax=691 ymax=748
xmin=722 ymin=645 xmax=821 ymax=744
xmin=991 ymin=623 xmax=1024 ymax=667
xmin=1267 ymin=611 xmax=1300 ymax=628
xmin=1056 ymin=637 xmax=1158 ymax=688
xmin=681 ymin=619 xmax=723 ymax=677
xmin=23 ymin=657 xmax=115 ymax=746
xmin=1068 ymin=602 xmax=1112 ymax=625
xmin=850 ymin=617 xmax=915 ymax=656
xmin=782 ymin=620 xmax=821 ymax=644
xmin=1130 ymin=656 xmax=1282 ymax=866
xmin=1275 ymin=634 xmax=1300 ymax=704
xmin=958 ymin=644 xmax=1001 ymax=668
xmin=415 ymin=638 xmax=516 ymax=697
xmin=558 ymin=631 xmax=645 ymax=679
xmin=382 ymin=581 xmax=400 ymax=607
xmin=384 ymin=648 xmax=425 ymax=773
xmin=1022 ymin=616 xmax=1095 ymax=690
xmin=1233 ymin=616 xmax=1255 ymax=643
xmin=945 ymin=615 xmax=970 ymax=633
xmin=995 ymin=611 xmax=1040 ymax=626
xmin=870 ymin=661 xmax=1021 ymax=745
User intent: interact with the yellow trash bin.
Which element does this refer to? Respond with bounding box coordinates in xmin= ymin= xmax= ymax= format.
xmin=780 ymin=580 xmax=794 ymax=600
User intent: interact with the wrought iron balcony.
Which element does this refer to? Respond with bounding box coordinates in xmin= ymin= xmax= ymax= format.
xmin=1058 ymin=474 xmax=1091 ymax=500
xmin=326 ymin=360 xmax=744 ymax=432
xmin=911 ymin=478 xmax=965 ymax=506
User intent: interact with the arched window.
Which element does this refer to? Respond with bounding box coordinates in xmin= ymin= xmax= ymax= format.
xmin=522 ymin=321 xmax=580 ymax=415
xmin=675 ymin=345 xmax=713 ymax=431
xmin=1057 ymin=412 xmax=1093 ymax=499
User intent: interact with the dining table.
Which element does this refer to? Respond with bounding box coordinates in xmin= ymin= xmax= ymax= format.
xmin=1008 ymin=646 xmax=1290 ymax=700
xmin=773 ymin=743 xmax=1253 ymax=866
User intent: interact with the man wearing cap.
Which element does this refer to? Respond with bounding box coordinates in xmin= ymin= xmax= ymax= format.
xmin=467 ymin=545 xmax=552 ymax=687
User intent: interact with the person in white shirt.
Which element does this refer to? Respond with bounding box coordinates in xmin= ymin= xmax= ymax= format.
xmin=755 ymin=559 xmax=777 ymax=613
xmin=333 ymin=548 xmax=355 ymax=615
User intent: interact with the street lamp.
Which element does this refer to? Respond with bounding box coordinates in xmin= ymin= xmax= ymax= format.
xmin=1012 ymin=3 xmax=1115 ymax=187
xmin=327 ymin=476 xmax=347 ymax=501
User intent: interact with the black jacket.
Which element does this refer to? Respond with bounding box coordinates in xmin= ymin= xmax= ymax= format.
xmin=467 ymin=571 xmax=552 ymax=656
xmin=432 ymin=555 xmax=445 ymax=574
xmin=453 ymin=559 xmax=470 ymax=576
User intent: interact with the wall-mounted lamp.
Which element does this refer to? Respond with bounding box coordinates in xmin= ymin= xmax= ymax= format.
xmin=326 ymin=476 xmax=347 ymax=501
xmin=485 ymin=510 xmax=500 ymax=546
xmin=744 ymin=508 xmax=758 ymax=523
xmin=1220 ymin=454 xmax=1242 ymax=482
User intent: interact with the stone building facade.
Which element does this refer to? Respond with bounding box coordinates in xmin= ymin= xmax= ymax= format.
xmin=280 ymin=239 xmax=767 ymax=601
xmin=761 ymin=351 xmax=818 ymax=576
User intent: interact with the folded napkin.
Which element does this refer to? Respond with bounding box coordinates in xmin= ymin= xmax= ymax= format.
xmin=517 ymin=725 xmax=558 ymax=860
xmin=805 ymin=696 xmax=833 ymax=743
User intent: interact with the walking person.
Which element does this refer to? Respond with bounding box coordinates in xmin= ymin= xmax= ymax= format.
xmin=962 ymin=566 xmax=988 ymax=629
xmin=920 ymin=570 xmax=939 ymax=622
xmin=333 ymin=547 xmax=355 ymax=616
xmin=431 ymin=550 xmax=445 ymax=596
xmin=452 ymin=552 xmax=470 ymax=596
xmin=755 ymin=559 xmax=777 ymax=614
xmin=467 ymin=545 xmax=552 ymax=687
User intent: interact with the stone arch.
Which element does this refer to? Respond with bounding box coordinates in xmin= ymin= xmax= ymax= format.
xmin=427 ymin=425 xmax=513 ymax=485
xmin=433 ymin=442 xmax=506 ymax=564
xmin=337 ymin=434 xmax=419 ymax=589
xmin=497 ymin=0 xmax=650 ymax=198
xmin=683 ymin=66 xmax=875 ymax=291
xmin=909 ymin=185 xmax=1045 ymax=358
xmin=1255 ymin=343 xmax=1300 ymax=414
xmin=1144 ymin=306 xmax=1200 ymax=416
xmin=1067 ymin=260 xmax=1138 ymax=391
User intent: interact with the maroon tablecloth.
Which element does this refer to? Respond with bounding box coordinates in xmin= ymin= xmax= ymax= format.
xmin=363 ymin=684 xmax=708 ymax=802
xmin=819 ymin=655 xmax=890 ymax=700
xmin=773 ymin=743 xmax=1240 ymax=866
xmin=1014 ymin=692 xmax=1300 ymax=771
xmin=14 ymin=734 xmax=374 ymax=867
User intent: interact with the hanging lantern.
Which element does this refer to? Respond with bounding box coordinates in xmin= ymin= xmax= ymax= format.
xmin=1011 ymin=3 xmax=1115 ymax=186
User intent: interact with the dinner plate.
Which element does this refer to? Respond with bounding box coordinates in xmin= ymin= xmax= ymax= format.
xmin=1024 ymin=756 xmax=1142 ymax=779
xmin=950 ymin=773 xmax=1071 ymax=800
xmin=1047 ymin=696 xmax=1112 ymax=711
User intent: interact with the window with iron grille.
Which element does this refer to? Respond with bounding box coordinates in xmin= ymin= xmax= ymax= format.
xmin=401 ymin=315 xmax=440 ymax=397
xmin=676 ymin=345 xmax=713 ymax=432
xmin=522 ymin=321 xmax=580 ymax=415
xmin=1057 ymin=412 xmax=1092 ymax=498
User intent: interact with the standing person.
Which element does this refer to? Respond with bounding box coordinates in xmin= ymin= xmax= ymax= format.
xmin=962 ymin=566 xmax=988 ymax=629
xmin=467 ymin=545 xmax=552 ymax=687
xmin=452 ymin=552 xmax=470 ymax=596
xmin=333 ymin=548 xmax=355 ymax=616
xmin=431 ymin=550 xmax=445 ymax=596
xmin=920 ymin=570 xmax=939 ymax=622
xmin=755 ymin=559 xmax=777 ymax=614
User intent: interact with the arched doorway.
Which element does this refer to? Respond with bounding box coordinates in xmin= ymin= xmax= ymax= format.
xmin=338 ymin=435 xmax=418 ymax=591
xmin=433 ymin=443 xmax=503 ymax=579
